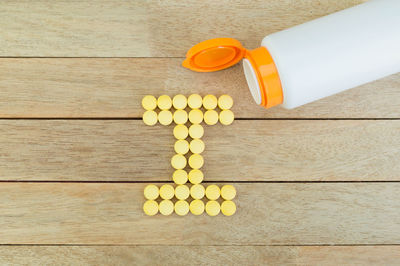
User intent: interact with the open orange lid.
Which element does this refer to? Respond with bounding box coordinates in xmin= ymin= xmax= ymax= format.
xmin=182 ymin=38 xmax=245 ymax=72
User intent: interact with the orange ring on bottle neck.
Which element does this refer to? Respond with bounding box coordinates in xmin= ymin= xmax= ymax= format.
xmin=245 ymin=47 xmax=283 ymax=108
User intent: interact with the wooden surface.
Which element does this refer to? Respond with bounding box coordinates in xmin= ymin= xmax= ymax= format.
xmin=0 ymin=58 xmax=399 ymax=118
xmin=0 ymin=120 xmax=398 ymax=181
xmin=2 ymin=183 xmax=400 ymax=244
xmin=1 ymin=0 xmax=399 ymax=265
xmin=0 ymin=0 xmax=367 ymax=57
xmin=1 ymin=246 xmax=400 ymax=266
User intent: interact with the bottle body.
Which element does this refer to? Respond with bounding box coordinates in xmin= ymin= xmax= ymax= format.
xmin=246 ymin=0 xmax=400 ymax=109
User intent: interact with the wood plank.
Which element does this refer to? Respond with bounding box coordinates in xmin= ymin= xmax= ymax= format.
xmin=297 ymin=246 xmax=400 ymax=265
xmin=0 ymin=58 xmax=399 ymax=118
xmin=1 ymin=120 xmax=398 ymax=181
xmin=0 ymin=246 xmax=297 ymax=265
xmin=1 ymin=246 xmax=399 ymax=265
xmin=1 ymin=183 xmax=400 ymax=244
xmin=0 ymin=0 xmax=366 ymax=57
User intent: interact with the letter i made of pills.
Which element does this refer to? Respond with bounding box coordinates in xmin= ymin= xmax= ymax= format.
xmin=142 ymin=94 xmax=237 ymax=216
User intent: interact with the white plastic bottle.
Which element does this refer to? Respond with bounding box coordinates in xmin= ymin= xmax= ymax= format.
xmin=183 ymin=0 xmax=400 ymax=109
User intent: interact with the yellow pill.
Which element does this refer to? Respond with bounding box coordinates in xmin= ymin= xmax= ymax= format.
xmin=158 ymin=110 xmax=173 ymax=125
xmin=175 ymin=200 xmax=189 ymax=216
xmin=188 ymin=94 xmax=203 ymax=109
xmin=205 ymin=200 xmax=220 ymax=216
xmin=202 ymin=94 xmax=218 ymax=110
xmin=189 ymin=109 xmax=203 ymax=124
xmin=189 ymin=154 xmax=204 ymax=169
xmin=159 ymin=199 xmax=174 ymax=216
xmin=190 ymin=184 xmax=205 ymax=199
xmin=219 ymin=110 xmax=234 ymax=125
xmin=188 ymin=169 xmax=204 ymax=184
xmin=173 ymin=109 xmax=188 ymax=124
xmin=173 ymin=124 xmax=189 ymax=140
xmin=221 ymin=200 xmax=236 ymax=216
xmin=143 ymin=200 xmax=158 ymax=216
xmin=204 ymin=110 xmax=219 ymax=125
xmin=144 ymin=184 xmax=159 ymax=200
xmin=171 ymin=154 xmax=187 ymax=169
xmin=157 ymin=95 xmax=172 ymax=110
xmin=142 ymin=110 xmax=158 ymax=126
xmin=173 ymin=169 xmax=188 ymax=185
xmin=218 ymin=94 xmax=233 ymax=110
xmin=205 ymin=185 xmax=220 ymax=200
xmin=188 ymin=124 xmax=204 ymax=139
xmin=189 ymin=139 xmax=205 ymax=154
xmin=173 ymin=94 xmax=187 ymax=109
xmin=142 ymin=95 xmax=157 ymax=111
xmin=174 ymin=139 xmax=189 ymax=155
xmin=190 ymin=199 xmax=205 ymax=215
xmin=221 ymin=185 xmax=236 ymax=200
xmin=175 ymin=185 xmax=190 ymax=200
xmin=159 ymin=184 xmax=175 ymax=200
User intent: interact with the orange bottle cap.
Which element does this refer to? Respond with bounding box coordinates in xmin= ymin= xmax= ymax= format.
xmin=183 ymin=38 xmax=283 ymax=108
xmin=182 ymin=38 xmax=245 ymax=72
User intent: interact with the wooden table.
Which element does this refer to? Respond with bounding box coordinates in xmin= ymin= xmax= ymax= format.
xmin=1 ymin=0 xmax=399 ymax=264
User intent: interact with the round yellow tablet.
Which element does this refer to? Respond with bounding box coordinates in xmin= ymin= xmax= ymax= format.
xmin=175 ymin=200 xmax=189 ymax=216
xmin=189 ymin=139 xmax=205 ymax=154
xmin=188 ymin=154 xmax=204 ymax=169
xmin=218 ymin=94 xmax=233 ymax=110
xmin=202 ymin=95 xmax=218 ymax=110
xmin=173 ymin=94 xmax=187 ymax=109
xmin=159 ymin=199 xmax=174 ymax=216
xmin=190 ymin=184 xmax=205 ymax=200
xmin=173 ymin=109 xmax=188 ymax=124
xmin=221 ymin=185 xmax=236 ymax=200
xmin=188 ymin=169 xmax=204 ymax=184
xmin=143 ymin=200 xmax=158 ymax=216
xmin=142 ymin=95 xmax=157 ymax=111
xmin=157 ymin=95 xmax=172 ymax=110
xmin=144 ymin=184 xmax=159 ymax=200
xmin=221 ymin=200 xmax=236 ymax=216
xmin=174 ymin=139 xmax=189 ymax=155
xmin=173 ymin=169 xmax=188 ymax=185
xmin=189 ymin=109 xmax=203 ymax=124
xmin=143 ymin=110 xmax=158 ymax=126
xmin=171 ymin=154 xmax=187 ymax=169
xmin=188 ymin=94 xmax=203 ymax=109
xmin=219 ymin=110 xmax=234 ymax=125
xmin=188 ymin=124 xmax=204 ymax=139
xmin=175 ymin=185 xmax=190 ymax=200
xmin=205 ymin=200 xmax=220 ymax=216
xmin=204 ymin=110 xmax=219 ymax=125
xmin=205 ymin=185 xmax=220 ymax=200
xmin=173 ymin=124 xmax=189 ymax=140
xmin=159 ymin=184 xmax=175 ymax=200
xmin=190 ymin=199 xmax=205 ymax=215
xmin=158 ymin=110 xmax=173 ymax=126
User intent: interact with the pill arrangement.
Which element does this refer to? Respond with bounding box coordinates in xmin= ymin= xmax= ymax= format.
xmin=142 ymin=94 xmax=237 ymax=216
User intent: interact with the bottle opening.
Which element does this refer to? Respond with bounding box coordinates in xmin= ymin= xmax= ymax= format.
xmin=243 ymin=59 xmax=262 ymax=105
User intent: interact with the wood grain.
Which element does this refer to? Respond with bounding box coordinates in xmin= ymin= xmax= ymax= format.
xmin=1 ymin=246 xmax=399 ymax=266
xmin=0 ymin=58 xmax=399 ymax=118
xmin=0 ymin=246 xmax=296 ymax=266
xmin=1 ymin=183 xmax=400 ymax=244
xmin=0 ymin=120 xmax=398 ymax=181
xmin=0 ymin=0 xmax=367 ymax=57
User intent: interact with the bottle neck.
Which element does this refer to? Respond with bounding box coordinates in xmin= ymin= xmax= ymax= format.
xmin=243 ymin=47 xmax=283 ymax=108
